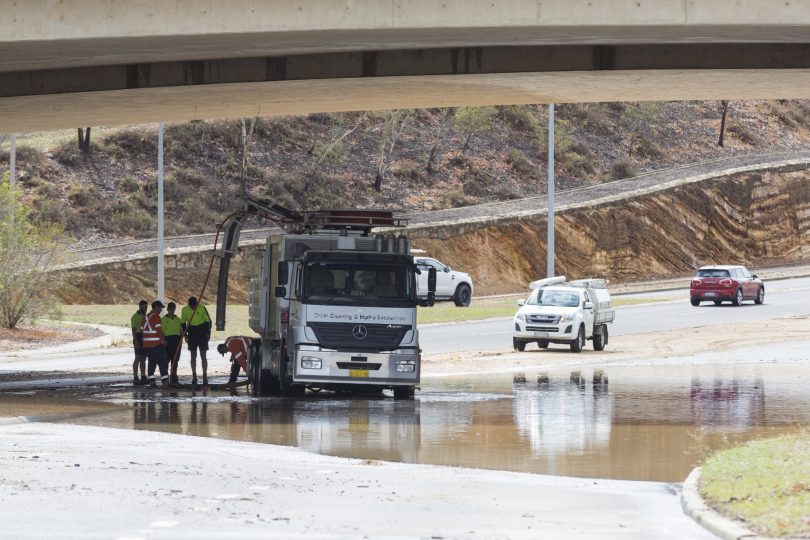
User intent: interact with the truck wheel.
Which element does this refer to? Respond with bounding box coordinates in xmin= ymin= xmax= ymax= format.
xmin=593 ymin=325 xmax=608 ymax=351
xmin=393 ymin=386 xmax=415 ymax=400
xmin=537 ymin=340 xmax=549 ymax=349
xmin=278 ymin=349 xmax=304 ymax=397
xmin=570 ymin=326 xmax=585 ymax=353
xmin=513 ymin=338 xmax=526 ymax=352
xmin=453 ymin=284 xmax=472 ymax=307
xmin=755 ymin=287 xmax=765 ymax=305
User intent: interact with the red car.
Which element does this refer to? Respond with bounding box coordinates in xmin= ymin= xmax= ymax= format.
xmin=690 ymin=265 xmax=765 ymax=306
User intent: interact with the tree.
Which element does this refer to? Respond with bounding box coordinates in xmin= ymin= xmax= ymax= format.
xmin=425 ymin=108 xmax=453 ymax=173
xmin=77 ymin=127 xmax=92 ymax=152
xmin=453 ymin=106 xmax=496 ymax=153
xmin=374 ymin=110 xmax=409 ymax=191
xmin=718 ymin=100 xmax=730 ymax=147
xmin=0 ymin=176 xmax=63 ymax=328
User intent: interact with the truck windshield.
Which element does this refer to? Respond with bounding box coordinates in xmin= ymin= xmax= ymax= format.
xmin=303 ymin=260 xmax=414 ymax=306
xmin=530 ymin=289 xmax=580 ymax=307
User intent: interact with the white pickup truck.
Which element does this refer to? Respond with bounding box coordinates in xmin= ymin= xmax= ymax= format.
xmin=512 ymin=276 xmax=615 ymax=353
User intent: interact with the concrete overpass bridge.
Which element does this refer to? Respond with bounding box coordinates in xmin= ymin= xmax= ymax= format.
xmin=2 ymin=0 xmax=810 ymax=132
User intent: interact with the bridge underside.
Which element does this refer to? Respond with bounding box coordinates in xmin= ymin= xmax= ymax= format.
xmin=2 ymin=41 xmax=810 ymax=132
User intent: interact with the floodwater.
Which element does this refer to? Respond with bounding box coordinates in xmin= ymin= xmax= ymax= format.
xmin=3 ymin=359 xmax=809 ymax=483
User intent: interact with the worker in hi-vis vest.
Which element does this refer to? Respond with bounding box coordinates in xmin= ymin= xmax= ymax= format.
xmin=141 ymin=300 xmax=168 ymax=388
xmin=162 ymin=301 xmax=182 ymax=386
xmin=130 ymin=300 xmax=148 ymax=386
xmin=217 ymin=336 xmax=253 ymax=388
xmin=181 ymin=296 xmax=211 ymax=387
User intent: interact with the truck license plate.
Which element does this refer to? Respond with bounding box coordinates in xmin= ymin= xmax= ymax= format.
xmin=704 ymin=292 xmax=716 ymax=297
xmin=349 ymin=369 xmax=369 ymax=378
xmin=534 ymin=332 xmax=549 ymax=338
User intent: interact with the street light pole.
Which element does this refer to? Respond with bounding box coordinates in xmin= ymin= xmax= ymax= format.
xmin=157 ymin=123 xmax=165 ymax=302
xmin=9 ymin=134 xmax=16 ymax=186
xmin=547 ymin=104 xmax=555 ymax=278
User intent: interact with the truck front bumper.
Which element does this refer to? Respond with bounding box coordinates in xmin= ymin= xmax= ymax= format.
xmin=513 ymin=320 xmax=576 ymax=342
xmin=292 ymin=348 xmax=420 ymax=386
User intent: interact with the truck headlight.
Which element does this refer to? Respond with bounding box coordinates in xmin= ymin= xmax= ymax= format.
xmin=559 ymin=315 xmax=573 ymax=323
xmin=515 ymin=313 xmax=526 ymax=322
xmin=395 ymin=360 xmax=416 ymax=373
xmin=301 ymin=356 xmax=322 ymax=369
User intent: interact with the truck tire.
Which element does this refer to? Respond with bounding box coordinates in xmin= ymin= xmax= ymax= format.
xmin=278 ymin=348 xmax=304 ymax=397
xmin=393 ymin=386 xmax=415 ymax=400
xmin=453 ymin=284 xmax=472 ymax=307
xmin=249 ymin=340 xmax=276 ymax=396
xmin=755 ymin=287 xmax=765 ymax=305
xmin=513 ymin=338 xmax=526 ymax=352
xmin=593 ymin=325 xmax=608 ymax=351
xmin=570 ymin=326 xmax=585 ymax=353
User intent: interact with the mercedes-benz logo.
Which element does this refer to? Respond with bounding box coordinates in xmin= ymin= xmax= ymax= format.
xmin=352 ymin=324 xmax=368 ymax=340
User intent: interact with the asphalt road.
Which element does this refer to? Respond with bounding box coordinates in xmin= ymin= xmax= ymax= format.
xmin=420 ymin=276 xmax=810 ymax=355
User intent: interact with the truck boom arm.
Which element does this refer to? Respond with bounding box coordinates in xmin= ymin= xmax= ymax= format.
xmin=214 ymin=198 xmax=302 ymax=331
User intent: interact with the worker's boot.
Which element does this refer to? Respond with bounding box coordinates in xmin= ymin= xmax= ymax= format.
xmin=161 ymin=378 xmax=169 ymax=390
xmin=133 ymin=376 xmax=141 ymax=386
xmin=202 ymin=375 xmax=209 ymax=387
xmin=140 ymin=375 xmax=149 ymax=386
xmin=148 ymin=377 xmax=157 ymax=388
xmin=170 ymin=375 xmax=179 ymax=386
xmin=191 ymin=375 xmax=198 ymax=388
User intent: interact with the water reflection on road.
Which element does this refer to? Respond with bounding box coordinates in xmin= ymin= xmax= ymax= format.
xmin=4 ymin=361 xmax=809 ymax=482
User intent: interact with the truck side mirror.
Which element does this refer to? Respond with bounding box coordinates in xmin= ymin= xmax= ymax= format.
xmin=275 ymin=286 xmax=286 ymax=298
xmin=277 ymin=261 xmax=288 ymax=285
xmin=584 ymin=301 xmax=594 ymax=310
xmin=428 ymin=267 xmax=437 ymax=293
xmin=517 ymin=299 xmax=525 ymax=306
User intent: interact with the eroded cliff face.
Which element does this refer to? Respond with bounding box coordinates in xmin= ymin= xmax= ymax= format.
xmin=56 ymin=169 xmax=810 ymax=303
xmin=410 ymin=169 xmax=810 ymax=295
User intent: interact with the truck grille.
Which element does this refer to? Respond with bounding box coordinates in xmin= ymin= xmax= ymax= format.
xmin=336 ymin=362 xmax=382 ymax=370
xmin=308 ymin=323 xmax=411 ymax=351
xmin=526 ymin=326 xmax=559 ymax=332
xmin=528 ymin=314 xmax=560 ymax=324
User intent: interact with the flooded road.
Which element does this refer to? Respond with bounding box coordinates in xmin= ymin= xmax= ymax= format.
xmin=3 ymin=358 xmax=809 ymax=483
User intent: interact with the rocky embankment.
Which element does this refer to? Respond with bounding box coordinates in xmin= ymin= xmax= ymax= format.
xmin=58 ymin=155 xmax=810 ymax=302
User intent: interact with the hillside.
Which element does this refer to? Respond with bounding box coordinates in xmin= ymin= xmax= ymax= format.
xmin=2 ymin=100 xmax=810 ymax=249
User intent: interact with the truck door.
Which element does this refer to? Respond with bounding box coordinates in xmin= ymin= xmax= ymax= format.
xmin=582 ymin=291 xmax=595 ymax=336
xmin=430 ymin=259 xmax=454 ymax=296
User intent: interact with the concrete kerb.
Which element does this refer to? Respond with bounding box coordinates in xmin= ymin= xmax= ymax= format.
xmin=681 ymin=467 xmax=760 ymax=540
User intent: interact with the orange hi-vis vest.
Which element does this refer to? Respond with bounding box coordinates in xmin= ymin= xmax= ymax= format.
xmin=224 ymin=336 xmax=251 ymax=371
xmin=141 ymin=312 xmax=164 ymax=348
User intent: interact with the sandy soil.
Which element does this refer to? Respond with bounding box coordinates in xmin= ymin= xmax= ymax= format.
xmin=0 ymin=323 xmax=100 ymax=352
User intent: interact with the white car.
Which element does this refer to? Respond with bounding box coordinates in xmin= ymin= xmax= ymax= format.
xmin=512 ymin=277 xmax=614 ymax=352
xmin=415 ymin=257 xmax=473 ymax=307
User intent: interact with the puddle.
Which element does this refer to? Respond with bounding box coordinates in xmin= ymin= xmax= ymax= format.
xmin=2 ymin=361 xmax=809 ymax=482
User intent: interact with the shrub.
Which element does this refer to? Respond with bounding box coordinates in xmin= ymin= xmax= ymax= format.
xmin=505 ymin=148 xmax=537 ymax=178
xmin=439 ymin=189 xmax=478 ymax=208
xmin=390 ymin=159 xmax=426 ymax=187
xmin=104 ymin=130 xmax=157 ymax=158
xmin=611 ymin=158 xmax=637 ymax=180
xmin=728 ymin=123 xmax=766 ymax=146
xmin=67 ymin=181 xmax=101 ymax=209
xmin=53 ymin=142 xmax=83 ymax=166
xmin=0 ymin=178 xmax=64 ymax=328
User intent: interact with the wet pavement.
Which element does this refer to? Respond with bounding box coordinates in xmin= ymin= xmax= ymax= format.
xmin=3 ymin=354 xmax=808 ymax=483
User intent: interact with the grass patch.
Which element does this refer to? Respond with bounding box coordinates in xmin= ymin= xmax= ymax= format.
xmin=699 ymin=432 xmax=810 ymax=538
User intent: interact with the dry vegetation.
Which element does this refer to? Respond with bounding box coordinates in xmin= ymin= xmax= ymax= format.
xmin=1 ymin=100 xmax=810 ymax=247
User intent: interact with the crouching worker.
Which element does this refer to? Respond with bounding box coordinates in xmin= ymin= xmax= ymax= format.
xmin=217 ymin=336 xmax=253 ymax=388
xmin=142 ymin=300 xmax=169 ymax=388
